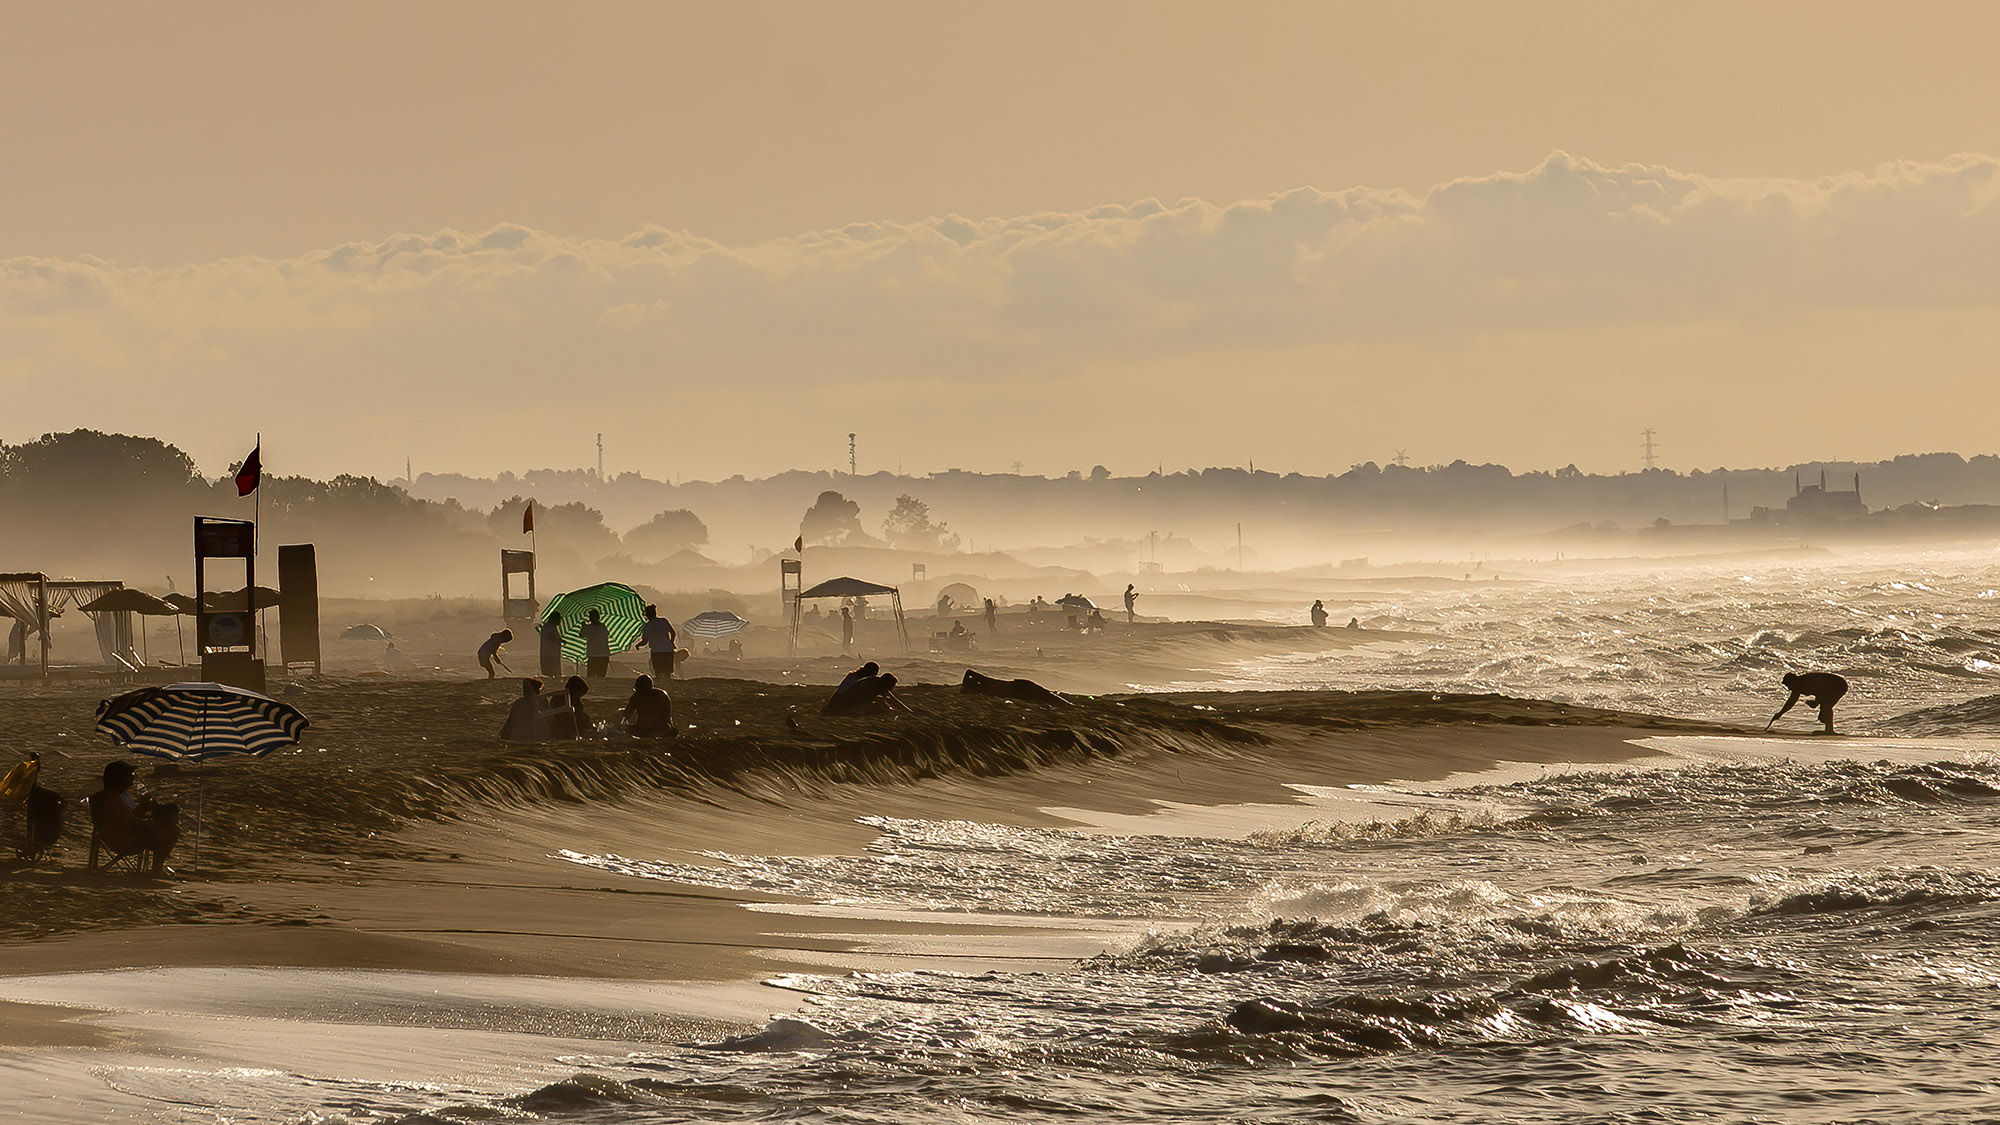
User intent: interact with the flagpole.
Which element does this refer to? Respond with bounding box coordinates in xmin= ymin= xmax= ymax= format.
xmin=253 ymin=432 xmax=266 ymax=678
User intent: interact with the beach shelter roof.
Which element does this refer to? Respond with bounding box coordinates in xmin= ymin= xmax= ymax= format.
xmin=537 ymin=582 xmax=647 ymax=663
xmin=339 ymin=623 xmax=391 ymax=640
xmin=798 ymin=576 xmax=899 ymax=599
xmin=78 ymin=589 xmax=180 ymax=616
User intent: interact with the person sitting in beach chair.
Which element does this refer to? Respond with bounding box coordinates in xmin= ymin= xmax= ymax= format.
xmin=499 ymin=677 xmax=552 ymax=743
xmin=547 ymin=675 xmax=598 ymax=739
xmin=88 ymin=760 xmax=178 ymax=875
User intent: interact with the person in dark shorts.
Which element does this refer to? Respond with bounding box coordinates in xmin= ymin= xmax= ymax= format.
xmin=477 ymin=629 xmax=513 ymax=678
xmin=641 ymin=605 xmax=678 ymax=679
xmin=581 ymin=610 xmax=612 ymax=678
xmin=539 ymin=611 xmax=564 ymax=677
xmin=1769 ymin=671 xmax=1849 ymax=734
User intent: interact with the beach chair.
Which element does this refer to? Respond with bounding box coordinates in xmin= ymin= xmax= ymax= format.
xmin=86 ymin=792 xmax=156 ymax=874
xmin=16 ymin=786 xmax=64 ymax=863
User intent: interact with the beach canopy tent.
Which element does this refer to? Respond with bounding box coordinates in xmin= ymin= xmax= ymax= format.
xmin=791 ymin=576 xmax=909 ymax=654
xmin=682 ymin=610 xmax=750 ymax=638
xmin=537 ymin=582 xmax=648 ymax=663
xmin=937 ymin=582 xmax=979 ymax=614
xmin=338 ymin=624 xmax=391 ymax=641
xmin=1 ymin=573 xmax=144 ymax=676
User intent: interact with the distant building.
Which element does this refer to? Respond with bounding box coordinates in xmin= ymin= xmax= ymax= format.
xmin=1748 ymin=470 xmax=1866 ymax=526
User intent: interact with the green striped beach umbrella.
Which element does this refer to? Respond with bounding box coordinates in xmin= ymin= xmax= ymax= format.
xmin=537 ymin=583 xmax=647 ymax=663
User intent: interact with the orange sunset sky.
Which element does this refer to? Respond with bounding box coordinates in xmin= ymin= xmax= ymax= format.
xmin=5 ymin=1 xmax=1998 ymax=481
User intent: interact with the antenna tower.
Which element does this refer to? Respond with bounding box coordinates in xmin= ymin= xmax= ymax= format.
xmin=597 ymin=432 xmax=605 ymax=480
xmin=1640 ymin=429 xmax=1659 ymax=470
xmin=848 ymin=433 xmax=857 ymax=477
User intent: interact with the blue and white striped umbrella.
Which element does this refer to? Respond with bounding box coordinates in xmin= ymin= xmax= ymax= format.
xmin=95 ymin=682 xmax=310 ymax=762
xmin=681 ymin=610 xmax=750 ymax=638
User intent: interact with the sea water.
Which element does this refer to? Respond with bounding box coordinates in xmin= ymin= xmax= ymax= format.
xmin=117 ymin=549 xmax=2000 ymax=1120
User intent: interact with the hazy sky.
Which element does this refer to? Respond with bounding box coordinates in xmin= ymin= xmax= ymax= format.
xmin=5 ymin=1 xmax=2000 ymax=482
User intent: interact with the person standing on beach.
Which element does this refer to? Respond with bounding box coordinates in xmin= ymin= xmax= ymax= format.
xmin=1768 ymin=671 xmax=1849 ymax=734
xmin=641 ymin=605 xmax=678 ymax=679
xmin=539 ymin=611 xmax=563 ymax=677
xmin=1124 ymin=584 xmax=1138 ymax=624
xmin=840 ymin=606 xmax=854 ymax=652
xmin=984 ymin=598 xmax=997 ymax=634
xmin=581 ymin=609 xmax=612 ymax=678
xmin=477 ymin=628 xmax=513 ymax=678
xmin=1310 ymin=600 xmax=1328 ymax=628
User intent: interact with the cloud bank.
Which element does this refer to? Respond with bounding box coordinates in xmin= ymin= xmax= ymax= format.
xmin=5 ymin=153 xmax=1999 ymax=478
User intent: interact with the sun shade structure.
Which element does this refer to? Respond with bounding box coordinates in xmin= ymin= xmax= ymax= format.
xmin=790 ymin=576 xmax=908 ymax=655
xmin=1057 ymin=594 xmax=1097 ymax=611
xmin=2 ymin=573 xmax=146 ymax=675
xmin=682 ymin=610 xmax=750 ymax=638
xmin=338 ymin=624 xmax=391 ymax=640
xmin=96 ymin=682 xmax=310 ymax=762
xmin=537 ymin=582 xmax=647 ymax=663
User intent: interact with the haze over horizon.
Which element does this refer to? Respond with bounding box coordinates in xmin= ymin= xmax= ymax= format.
xmin=7 ymin=1 xmax=1999 ymax=483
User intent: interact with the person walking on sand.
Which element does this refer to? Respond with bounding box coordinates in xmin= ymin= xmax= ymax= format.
xmin=641 ymin=604 xmax=678 ymax=679
xmin=840 ymin=606 xmax=854 ymax=652
xmin=477 ymin=628 xmax=513 ymax=678
xmin=1310 ymin=600 xmax=1328 ymax=628
xmin=538 ymin=611 xmax=564 ymax=676
xmin=581 ymin=609 xmax=612 ymax=678
xmin=1124 ymin=584 xmax=1138 ymax=624
xmin=1768 ymin=670 xmax=1849 ymax=734
xmin=984 ymin=598 xmax=997 ymax=635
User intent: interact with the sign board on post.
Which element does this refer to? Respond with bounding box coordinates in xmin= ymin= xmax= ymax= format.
xmin=278 ymin=543 xmax=321 ymax=675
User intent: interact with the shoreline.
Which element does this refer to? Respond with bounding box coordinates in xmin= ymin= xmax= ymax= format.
xmin=0 ymin=671 xmax=1774 ymax=1121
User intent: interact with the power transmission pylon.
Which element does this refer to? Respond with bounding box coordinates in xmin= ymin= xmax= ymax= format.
xmin=1640 ymin=429 xmax=1659 ymax=470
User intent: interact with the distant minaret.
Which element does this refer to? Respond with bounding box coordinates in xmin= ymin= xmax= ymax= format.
xmin=405 ymin=455 xmax=412 ymax=485
xmin=597 ymin=433 xmax=604 ymax=481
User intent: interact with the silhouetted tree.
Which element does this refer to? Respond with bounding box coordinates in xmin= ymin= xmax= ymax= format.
xmin=800 ymin=490 xmax=866 ymax=546
xmin=625 ymin=508 xmax=710 ymax=560
xmin=881 ymin=494 xmax=961 ymax=552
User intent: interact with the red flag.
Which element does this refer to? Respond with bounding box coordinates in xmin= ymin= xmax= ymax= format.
xmin=793 ymin=535 xmax=803 ymax=554
xmin=522 ymin=501 xmax=534 ymax=535
xmin=234 ymin=443 xmax=261 ymax=496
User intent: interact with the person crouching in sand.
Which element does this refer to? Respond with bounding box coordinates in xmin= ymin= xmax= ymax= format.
xmin=1768 ymin=671 xmax=1849 ymax=734
xmin=621 ymin=674 xmax=674 ymax=738
xmin=823 ymin=663 xmax=912 ymax=715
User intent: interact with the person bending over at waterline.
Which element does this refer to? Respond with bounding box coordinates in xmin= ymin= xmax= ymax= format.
xmin=1768 ymin=671 xmax=1849 ymax=734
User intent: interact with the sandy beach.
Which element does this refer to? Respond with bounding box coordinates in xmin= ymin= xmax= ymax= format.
xmin=0 ymin=610 xmax=1756 ymax=1122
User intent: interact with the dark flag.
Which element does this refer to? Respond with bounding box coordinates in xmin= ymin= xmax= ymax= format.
xmin=234 ymin=443 xmax=261 ymax=496
xmin=523 ymin=501 xmax=535 ymax=535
